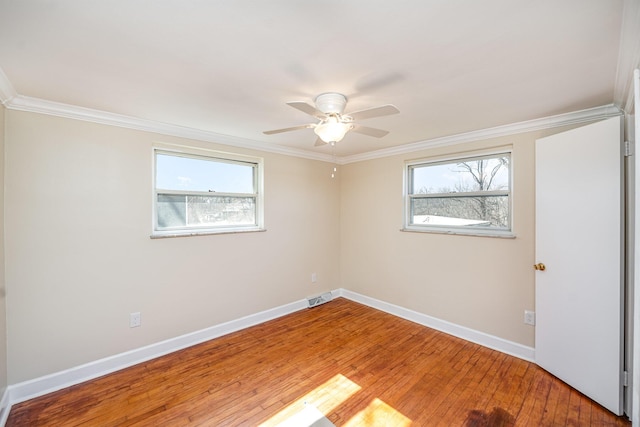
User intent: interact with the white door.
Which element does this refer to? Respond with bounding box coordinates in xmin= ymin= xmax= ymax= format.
xmin=535 ymin=116 xmax=623 ymax=415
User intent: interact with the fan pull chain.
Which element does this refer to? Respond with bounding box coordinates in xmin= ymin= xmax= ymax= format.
xmin=331 ymin=142 xmax=337 ymax=179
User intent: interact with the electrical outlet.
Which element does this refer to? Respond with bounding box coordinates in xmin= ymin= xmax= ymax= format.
xmin=524 ymin=310 xmax=535 ymax=326
xmin=130 ymin=312 xmax=141 ymax=328
xmin=311 ymin=273 xmax=317 ymax=283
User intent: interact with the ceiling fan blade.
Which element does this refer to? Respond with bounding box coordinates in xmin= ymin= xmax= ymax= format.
xmin=347 ymin=104 xmax=399 ymax=121
xmin=286 ymin=101 xmax=325 ymax=119
xmin=263 ymin=124 xmax=314 ymax=135
xmin=314 ymin=137 xmax=328 ymax=147
xmin=351 ymin=125 xmax=389 ymax=138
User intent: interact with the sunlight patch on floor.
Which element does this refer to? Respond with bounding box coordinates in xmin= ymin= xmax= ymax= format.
xmin=343 ymin=397 xmax=412 ymax=427
xmin=259 ymin=374 xmax=361 ymax=427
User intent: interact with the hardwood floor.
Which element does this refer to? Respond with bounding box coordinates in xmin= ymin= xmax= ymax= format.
xmin=7 ymin=298 xmax=631 ymax=426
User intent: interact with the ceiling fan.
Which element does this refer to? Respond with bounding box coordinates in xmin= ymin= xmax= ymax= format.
xmin=263 ymin=92 xmax=399 ymax=146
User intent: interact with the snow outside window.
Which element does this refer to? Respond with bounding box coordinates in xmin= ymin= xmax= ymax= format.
xmin=405 ymin=152 xmax=512 ymax=237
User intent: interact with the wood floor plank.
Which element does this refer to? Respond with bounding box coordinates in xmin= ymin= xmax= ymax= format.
xmin=551 ymin=375 xmax=572 ymax=426
xmin=515 ymin=367 xmax=553 ymax=426
xmin=448 ymin=350 xmax=510 ymax=422
xmin=6 ymin=298 xmax=631 ymax=426
xmin=502 ymin=362 xmax=536 ymax=421
xmin=578 ymin=391 xmax=593 ymax=426
xmin=540 ymin=377 xmax=563 ymax=426
xmin=431 ymin=347 xmax=495 ymax=424
xmin=566 ymin=389 xmax=583 ymax=427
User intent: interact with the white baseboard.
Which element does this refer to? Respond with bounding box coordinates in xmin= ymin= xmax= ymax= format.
xmin=2 ymin=288 xmax=533 ymax=424
xmin=7 ymin=297 xmax=309 ymax=407
xmin=337 ymin=289 xmax=535 ymax=362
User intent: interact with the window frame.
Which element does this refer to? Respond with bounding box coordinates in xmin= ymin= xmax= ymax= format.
xmin=403 ymin=150 xmax=514 ymax=238
xmin=151 ymin=144 xmax=264 ymax=238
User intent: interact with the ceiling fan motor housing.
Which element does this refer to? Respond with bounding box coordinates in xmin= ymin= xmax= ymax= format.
xmin=315 ymin=92 xmax=347 ymax=115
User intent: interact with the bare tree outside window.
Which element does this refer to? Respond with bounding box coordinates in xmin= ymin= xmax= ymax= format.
xmin=408 ymin=154 xmax=511 ymax=231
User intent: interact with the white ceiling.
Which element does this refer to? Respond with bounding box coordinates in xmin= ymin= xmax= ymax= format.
xmin=0 ymin=0 xmax=635 ymax=159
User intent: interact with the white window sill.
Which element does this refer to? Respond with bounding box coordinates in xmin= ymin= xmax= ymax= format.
xmin=151 ymin=228 xmax=266 ymax=239
xmin=400 ymin=227 xmax=515 ymax=239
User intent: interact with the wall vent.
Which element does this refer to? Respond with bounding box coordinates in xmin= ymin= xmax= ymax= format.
xmin=307 ymin=292 xmax=333 ymax=308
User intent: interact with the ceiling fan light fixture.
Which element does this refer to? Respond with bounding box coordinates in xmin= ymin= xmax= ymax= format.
xmin=315 ymin=92 xmax=347 ymax=114
xmin=314 ymin=117 xmax=352 ymax=143
xmin=263 ymin=93 xmax=398 ymax=146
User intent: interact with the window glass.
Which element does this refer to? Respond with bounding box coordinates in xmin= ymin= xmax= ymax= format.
xmin=153 ymin=148 xmax=263 ymax=236
xmin=406 ymin=153 xmax=511 ymax=234
xmin=156 ymin=153 xmax=255 ymax=193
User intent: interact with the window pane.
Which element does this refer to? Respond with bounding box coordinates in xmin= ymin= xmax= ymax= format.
xmin=411 ymin=195 xmax=510 ymax=228
xmin=156 ymin=153 xmax=255 ymax=193
xmin=157 ymin=194 xmax=256 ymax=228
xmin=157 ymin=194 xmax=187 ymax=228
xmin=411 ymin=156 xmax=509 ymax=194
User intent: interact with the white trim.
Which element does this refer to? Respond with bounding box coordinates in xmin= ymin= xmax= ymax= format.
xmin=4 ymin=94 xmax=335 ymax=163
xmin=399 ymin=227 xmax=516 ymax=239
xmin=6 ymin=298 xmax=308 ymax=407
xmin=339 ymin=105 xmax=622 ymax=164
xmin=337 ymin=289 xmax=535 ymax=362
xmin=0 ymin=288 xmax=532 ymax=424
xmin=152 ymin=145 xmax=265 ymax=237
xmin=404 ymin=151 xmax=513 ymax=237
xmin=0 ymin=70 xmax=623 ymax=166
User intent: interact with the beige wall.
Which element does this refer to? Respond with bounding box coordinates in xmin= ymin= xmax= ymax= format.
xmin=3 ymin=106 xmax=586 ymax=384
xmin=340 ymin=128 xmax=574 ymax=348
xmin=4 ymin=110 xmax=341 ymax=384
xmin=0 ymin=105 xmax=7 ymax=394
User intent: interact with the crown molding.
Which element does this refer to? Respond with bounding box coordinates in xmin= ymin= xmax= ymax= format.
xmin=4 ymin=94 xmax=335 ymax=163
xmin=1 ymin=67 xmax=623 ymax=165
xmin=613 ymin=0 xmax=640 ymax=114
xmin=0 ymin=67 xmax=17 ymax=106
xmin=338 ymin=104 xmax=622 ymax=164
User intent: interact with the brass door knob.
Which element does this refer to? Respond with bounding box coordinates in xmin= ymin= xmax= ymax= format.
xmin=534 ymin=263 xmax=546 ymax=271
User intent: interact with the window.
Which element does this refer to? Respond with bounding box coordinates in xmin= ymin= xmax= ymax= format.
xmin=153 ymin=146 xmax=264 ymax=237
xmin=404 ymin=152 xmax=512 ymax=236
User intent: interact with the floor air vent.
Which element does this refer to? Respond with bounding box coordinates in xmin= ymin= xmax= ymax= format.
xmin=307 ymin=292 xmax=333 ymax=308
